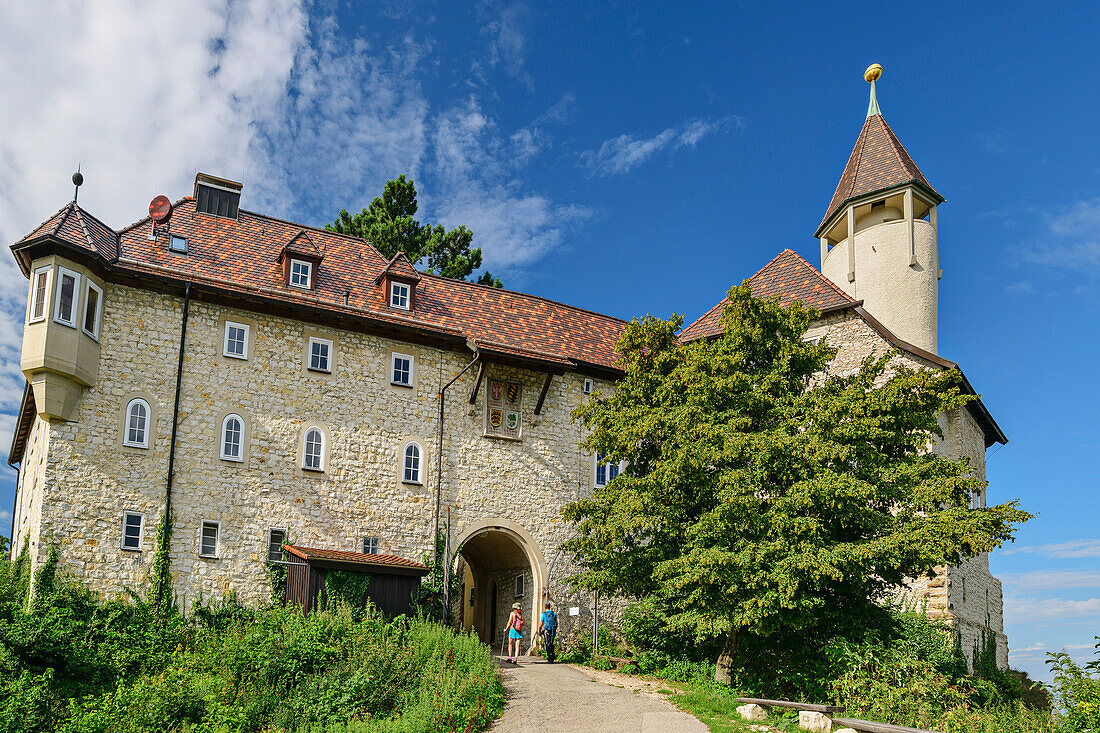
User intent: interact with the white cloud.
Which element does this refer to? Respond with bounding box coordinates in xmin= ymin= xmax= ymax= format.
xmin=0 ymin=1 xmax=584 ymax=446
xmin=430 ymin=98 xmax=592 ymax=270
xmin=1025 ymin=198 xmax=1100 ymax=274
xmin=1004 ymin=596 xmax=1100 ymax=624
xmin=581 ymin=117 xmax=738 ymax=176
xmin=478 ymin=0 xmax=532 ymax=89
xmin=1002 ymin=538 xmax=1100 ymax=559
xmin=999 ymin=569 xmax=1100 ymax=590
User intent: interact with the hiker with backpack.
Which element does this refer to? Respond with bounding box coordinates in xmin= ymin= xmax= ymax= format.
xmin=538 ymin=601 xmax=558 ymax=663
xmin=505 ymin=602 xmax=524 ymax=664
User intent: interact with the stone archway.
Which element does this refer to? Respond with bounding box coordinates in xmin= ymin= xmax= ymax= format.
xmin=452 ymin=519 xmax=548 ymax=651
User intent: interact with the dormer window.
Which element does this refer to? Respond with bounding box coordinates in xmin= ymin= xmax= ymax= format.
xmin=194 ymin=173 xmax=241 ymax=219
xmin=289 ymin=260 xmax=312 ymax=289
xmin=390 ymin=281 xmax=410 ymax=309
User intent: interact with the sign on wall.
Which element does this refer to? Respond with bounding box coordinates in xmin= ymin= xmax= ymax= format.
xmin=486 ymin=379 xmax=522 ymax=439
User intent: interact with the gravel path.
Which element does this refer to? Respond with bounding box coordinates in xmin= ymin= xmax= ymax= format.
xmin=486 ymin=656 xmax=708 ymax=732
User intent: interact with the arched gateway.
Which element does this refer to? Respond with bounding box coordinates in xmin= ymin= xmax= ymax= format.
xmin=452 ymin=519 xmax=548 ymax=650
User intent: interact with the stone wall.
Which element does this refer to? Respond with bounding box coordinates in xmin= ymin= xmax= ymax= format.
xmin=10 ymin=412 xmax=49 ymax=571
xmin=25 ymin=281 xmax=612 ymax=616
xmin=15 ymin=274 xmax=1009 ymax=667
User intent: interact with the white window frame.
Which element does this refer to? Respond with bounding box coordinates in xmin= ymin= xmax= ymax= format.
xmin=403 ymin=442 xmax=422 ymax=484
xmin=121 ymin=511 xmax=145 ymax=552
xmin=594 ymin=453 xmax=626 ymax=488
xmin=391 ymin=353 xmax=414 ymax=387
xmin=308 ymin=337 xmax=333 ymax=373
xmin=803 ymin=335 xmax=823 ymax=346
xmin=302 ymin=426 xmax=326 ymax=472
xmin=220 ymin=414 xmax=244 ymax=462
xmin=169 ymin=234 xmax=188 ymax=254
xmin=123 ymin=398 xmax=151 ymax=449
xmin=82 ymin=279 xmax=103 ymax=340
xmin=223 ymin=321 xmax=250 ymax=359
xmin=289 ymin=259 xmax=312 ymax=289
xmin=267 ymin=527 xmax=287 ymax=562
xmin=583 ymin=378 xmax=593 ymax=395
xmin=53 ymin=266 xmax=80 ymax=327
xmin=515 ymin=574 xmax=525 ymax=597
xmin=362 ymin=536 xmax=380 ymax=555
xmin=199 ymin=520 xmax=221 ymax=558
xmin=28 ymin=266 xmax=51 ymax=323
xmin=390 ymin=281 xmax=410 ymax=309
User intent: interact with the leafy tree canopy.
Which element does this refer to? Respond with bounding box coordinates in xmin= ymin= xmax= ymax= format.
xmin=563 ymin=285 xmax=1031 ymax=683
xmin=327 ymin=175 xmax=502 ymax=287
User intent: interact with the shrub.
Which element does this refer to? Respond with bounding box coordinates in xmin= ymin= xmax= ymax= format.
xmin=1048 ymin=637 xmax=1100 ymax=731
xmin=0 ymin=546 xmax=503 ymax=733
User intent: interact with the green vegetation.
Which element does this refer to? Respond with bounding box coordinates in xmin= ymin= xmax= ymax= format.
xmin=564 ymin=284 xmax=1031 ymax=684
xmin=1047 ymin=637 xmax=1100 ymax=730
xmin=0 ymin=542 xmax=503 ymax=732
xmin=328 ymin=175 xmax=502 ymax=287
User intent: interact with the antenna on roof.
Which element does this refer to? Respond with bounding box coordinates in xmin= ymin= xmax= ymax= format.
xmin=72 ymin=165 xmax=83 ymax=203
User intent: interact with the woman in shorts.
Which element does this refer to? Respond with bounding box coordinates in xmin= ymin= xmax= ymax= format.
xmin=505 ymin=602 xmax=524 ymax=664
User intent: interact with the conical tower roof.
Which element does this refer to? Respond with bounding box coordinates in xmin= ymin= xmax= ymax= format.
xmin=816 ymin=72 xmax=943 ymax=237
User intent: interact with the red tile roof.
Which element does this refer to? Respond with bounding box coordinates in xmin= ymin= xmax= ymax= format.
xmin=19 ymin=202 xmax=119 ymax=260
xmin=283 ymin=545 xmax=428 ymax=570
xmin=680 ymin=249 xmax=856 ymax=341
xmin=13 ymin=196 xmax=628 ymax=372
xmin=376 ymin=251 xmax=421 ymax=283
xmin=818 ymin=114 xmax=943 ymax=235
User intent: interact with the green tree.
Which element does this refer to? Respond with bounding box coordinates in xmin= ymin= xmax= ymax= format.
xmin=328 ymin=175 xmax=503 ymax=287
xmin=563 ymin=284 xmax=1031 ymax=684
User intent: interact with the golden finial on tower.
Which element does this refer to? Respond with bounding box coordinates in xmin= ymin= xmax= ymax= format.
xmin=864 ymin=64 xmax=882 ymax=118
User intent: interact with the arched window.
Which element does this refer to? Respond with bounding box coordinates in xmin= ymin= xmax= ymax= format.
xmin=221 ymin=414 xmax=243 ymax=461
xmin=124 ymin=399 xmax=150 ymax=448
xmin=303 ymin=427 xmax=325 ymax=471
xmin=403 ymin=442 xmax=421 ymax=484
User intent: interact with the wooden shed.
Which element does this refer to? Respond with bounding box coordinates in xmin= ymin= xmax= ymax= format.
xmin=282 ymin=545 xmax=429 ymax=618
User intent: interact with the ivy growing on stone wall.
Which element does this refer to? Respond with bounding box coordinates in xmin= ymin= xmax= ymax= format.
xmin=149 ymin=517 xmax=174 ymax=618
xmin=324 ymin=570 xmax=374 ymax=611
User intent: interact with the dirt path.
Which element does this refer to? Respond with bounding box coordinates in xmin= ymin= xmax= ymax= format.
xmin=487 ymin=656 xmax=708 ymax=732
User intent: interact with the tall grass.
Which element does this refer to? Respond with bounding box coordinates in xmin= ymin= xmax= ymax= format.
xmin=0 ymin=544 xmax=503 ymax=732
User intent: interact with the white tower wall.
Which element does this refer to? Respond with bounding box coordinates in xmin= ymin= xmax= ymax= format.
xmin=821 ymin=217 xmax=938 ymax=354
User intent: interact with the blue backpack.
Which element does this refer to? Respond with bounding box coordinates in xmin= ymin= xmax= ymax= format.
xmin=542 ymin=609 xmax=558 ymax=631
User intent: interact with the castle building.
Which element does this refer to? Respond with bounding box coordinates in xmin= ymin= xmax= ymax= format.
xmin=7 ymin=69 xmax=1008 ymax=666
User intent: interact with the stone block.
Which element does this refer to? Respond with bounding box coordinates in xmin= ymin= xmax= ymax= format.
xmin=798 ymin=710 xmax=831 ymax=732
xmin=736 ymin=703 xmax=766 ymax=721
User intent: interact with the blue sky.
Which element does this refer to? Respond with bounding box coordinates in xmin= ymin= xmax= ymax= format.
xmin=0 ymin=0 xmax=1097 ymax=682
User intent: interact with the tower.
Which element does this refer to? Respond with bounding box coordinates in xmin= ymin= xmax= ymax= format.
xmin=817 ymin=65 xmax=943 ymax=354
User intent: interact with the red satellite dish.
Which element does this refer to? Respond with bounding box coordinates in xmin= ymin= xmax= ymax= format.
xmin=149 ymin=195 xmax=172 ymax=224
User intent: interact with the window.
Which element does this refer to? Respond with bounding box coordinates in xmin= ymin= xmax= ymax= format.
xmin=515 ymin=574 xmax=524 ymax=597
xmin=199 ymin=521 xmax=220 ymax=558
xmin=121 ymin=512 xmax=144 ymax=551
xmin=594 ymin=452 xmax=625 ymax=488
xmin=28 ymin=267 xmax=50 ymax=323
xmin=583 ymin=378 xmax=593 ymax=395
xmin=195 ymin=183 xmax=240 ymax=218
xmin=303 ymin=427 xmax=325 ymax=471
xmin=124 ymin=398 xmax=151 ymax=448
xmin=82 ymin=280 xmax=103 ymax=339
xmin=961 ymin=577 xmax=967 ymax=604
xmin=221 ymin=414 xmax=243 ymax=462
xmin=391 ymin=353 xmax=413 ymax=387
xmin=362 ymin=536 xmax=380 ymax=555
xmin=267 ymin=528 xmax=286 ymax=562
xmin=403 ymin=442 xmax=421 ymax=484
xmin=390 ymin=281 xmax=410 ymax=309
xmin=54 ymin=267 xmax=79 ymax=327
xmin=308 ymin=337 xmax=332 ymax=373
xmin=803 ymin=335 xmax=823 ymax=346
xmin=289 ymin=259 xmax=312 ymax=289
xmin=169 ymin=235 xmax=188 ymax=254
xmin=223 ymin=321 xmax=249 ymax=359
